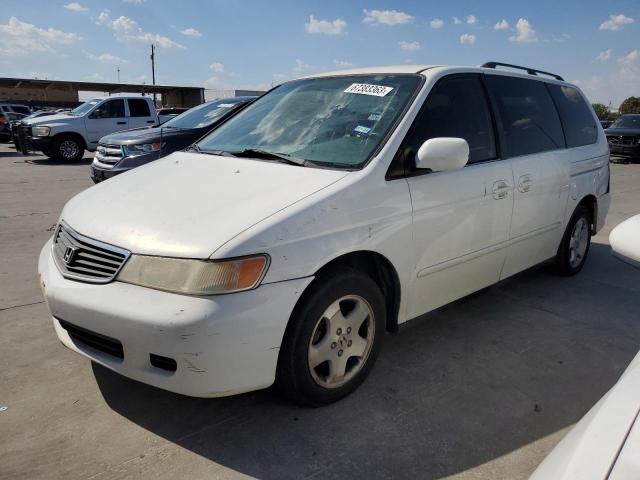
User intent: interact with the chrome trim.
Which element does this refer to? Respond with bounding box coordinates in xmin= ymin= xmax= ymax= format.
xmin=51 ymin=221 xmax=131 ymax=284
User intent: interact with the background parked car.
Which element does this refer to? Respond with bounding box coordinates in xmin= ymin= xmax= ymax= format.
xmin=0 ymin=112 xmax=27 ymax=142
xmin=158 ymin=107 xmax=188 ymax=124
xmin=600 ymin=120 xmax=613 ymax=129
xmin=604 ymin=114 xmax=640 ymax=161
xmin=17 ymin=96 xmax=158 ymax=161
xmin=91 ymin=96 xmax=254 ymax=182
xmin=0 ymin=102 xmax=31 ymax=116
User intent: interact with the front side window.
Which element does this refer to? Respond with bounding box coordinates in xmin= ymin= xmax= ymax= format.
xmin=90 ymin=99 xmax=125 ymax=119
xmin=486 ymin=75 xmax=565 ymax=157
xmin=196 ymin=74 xmax=422 ymax=169
xmin=402 ymin=75 xmax=497 ymax=170
xmin=12 ymin=106 xmax=30 ymax=115
xmin=128 ymin=99 xmax=151 ymax=117
xmin=163 ymin=99 xmax=244 ymax=129
xmin=548 ymin=85 xmax=597 ymax=148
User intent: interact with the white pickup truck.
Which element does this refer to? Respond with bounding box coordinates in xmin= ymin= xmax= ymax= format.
xmin=17 ymin=96 xmax=158 ymax=161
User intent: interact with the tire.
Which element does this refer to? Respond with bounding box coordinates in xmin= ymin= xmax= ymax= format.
xmin=553 ymin=205 xmax=592 ymax=276
xmin=276 ymin=268 xmax=386 ymax=406
xmin=52 ymin=136 xmax=84 ymax=162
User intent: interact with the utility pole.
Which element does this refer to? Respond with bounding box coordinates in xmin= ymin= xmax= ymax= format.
xmin=117 ymin=66 xmax=120 ymax=83
xmin=150 ymin=44 xmax=157 ymax=106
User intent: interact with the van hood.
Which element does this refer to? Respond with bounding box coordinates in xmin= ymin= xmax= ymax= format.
xmin=60 ymin=151 xmax=348 ymax=258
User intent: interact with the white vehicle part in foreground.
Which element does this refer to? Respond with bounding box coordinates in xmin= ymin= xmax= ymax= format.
xmin=610 ymin=214 xmax=640 ymax=269
xmin=530 ymin=351 xmax=640 ymax=480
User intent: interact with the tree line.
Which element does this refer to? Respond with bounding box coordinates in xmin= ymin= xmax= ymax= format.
xmin=592 ymin=97 xmax=640 ymax=121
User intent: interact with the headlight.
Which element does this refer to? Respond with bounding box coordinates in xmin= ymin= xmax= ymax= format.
xmin=32 ymin=126 xmax=50 ymax=136
xmin=117 ymin=254 xmax=269 ymax=295
xmin=124 ymin=143 xmax=161 ymax=155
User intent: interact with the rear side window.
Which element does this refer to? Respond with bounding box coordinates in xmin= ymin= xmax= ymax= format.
xmin=548 ymin=85 xmax=597 ymax=147
xmin=128 ymin=99 xmax=151 ymax=117
xmin=12 ymin=106 xmax=30 ymax=115
xmin=486 ymin=75 xmax=565 ymax=157
xmin=404 ymin=75 xmax=497 ymax=166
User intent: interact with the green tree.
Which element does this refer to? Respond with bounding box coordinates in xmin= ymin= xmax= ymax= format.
xmin=619 ymin=96 xmax=640 ymax=114
xmin=592 ymin=103 xmax=610 ymax=120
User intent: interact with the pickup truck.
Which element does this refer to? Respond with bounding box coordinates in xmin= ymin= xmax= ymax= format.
xmin=17 ymin=96 xmax=158 ymax=161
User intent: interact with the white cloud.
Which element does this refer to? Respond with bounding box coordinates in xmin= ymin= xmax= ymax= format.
xmin=83 ymin=73 xmax=107 ymax=82
xmin=430 ymin=19 xmax=444 ymax=29
xmin=509 ymin=18 xmax=538 ymax=43
xmin=209 ymin=62 xmax=224 ymax=72
xmin=64 ymin=2 xmax=88 ymax=12
xmin=466 ymin=15 xmax=477 ymax=25
xmin=596 ymin=49 xmax=613 ymax=61
xmin=599 ymin=14 xmax=634 ymax=31
xmin=0 ymin=16 xmax=80 ymax=56
xmin=576 ymin=49 xmax=640 ymax=107
xmin=333 ymin=60 xmax=354 ymax=68
xmin=494 ymin=19 xmax=509 ymax=30
xmin=305 ymin=15 xmax=347 ymax=35
xmin=85 ymin=51 xmax=128 ymax=64
xmin=399 ymin=40 xmax=420 ymax=51
xmin=96 ymin=10 xmax=185 ymax=49
xmin=460 ymin=33 xmax=476 ymax=45
xmin=123 ymin=0 xmax=146 ymax=3
xmin=363 ymin=9 xmax=414 ymax=26
xmin=452 ymin=16 xmax=462 ymax=25
xmin=180 ymin=27 xmax=202 ymax=37
xmin=293 ymin=59 xmax=311 ymax=73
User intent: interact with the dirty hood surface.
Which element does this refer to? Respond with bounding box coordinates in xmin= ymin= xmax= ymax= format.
xmin=61 ymin=151 xmax=348 ymax=258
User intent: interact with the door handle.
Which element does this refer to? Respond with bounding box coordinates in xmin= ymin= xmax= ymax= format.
xmin=117 ymin=121 xmax=126 ymax=125
xmin=517 ymin=174 xmax=533 ymax=193
xmin=492 ymin=180 xmax=510 ymax=200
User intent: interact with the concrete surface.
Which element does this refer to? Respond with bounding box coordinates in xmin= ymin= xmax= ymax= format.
xmin=1 ymin=142 xmax=639 ymax=480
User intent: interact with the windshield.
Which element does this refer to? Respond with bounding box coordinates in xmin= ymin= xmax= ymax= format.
xmin=611 ymin=115 xmax=640 ymax=129
xmin=163 ymin=99 xmax=244 ymax=129
xmin=195 ymin=74 xmax=422 ymax=168
xmin=71 ymin=99 xmax=101 ymax=116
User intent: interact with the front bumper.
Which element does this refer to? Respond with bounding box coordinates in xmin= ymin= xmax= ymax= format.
xmin=608 ymin=143 xmax=640 ymax=158
xmin=38 ymin=239 xmax=313 ymax=397
xmin=16 ymin=126 xmax=52 ymax=154
xmin=91 ymin=151 xmax=160 ymax=183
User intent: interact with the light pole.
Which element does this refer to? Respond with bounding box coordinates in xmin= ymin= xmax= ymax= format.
xmin=117 ymin=66 xmax=120 ymax=83
xmin=150 ymin=44 xmax=157 ymax=106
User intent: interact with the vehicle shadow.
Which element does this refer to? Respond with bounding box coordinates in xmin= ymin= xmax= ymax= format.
xmin=93 ymin=242 xmax=640 ymax=479
xmin=23 ymin=156 xmax=93 ymax=166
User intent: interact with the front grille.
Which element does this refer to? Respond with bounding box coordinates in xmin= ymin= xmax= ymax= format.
xmin=94 ymin=143 xmax=124 ymax=168
xmin=52 ymin=222 xmax=130 ymax=283
xmin=58 ymin=319 xmax=124 ymax=359
xmin=607 ymin=136 xmax=638 ymax=146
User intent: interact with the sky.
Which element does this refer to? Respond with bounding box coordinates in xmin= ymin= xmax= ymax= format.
xmin=1 ymin=0 xmax=638 ymax=107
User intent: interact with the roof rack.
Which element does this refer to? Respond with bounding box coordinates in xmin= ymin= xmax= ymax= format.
xmin=481 ymin=62 xmax=564 ymax=81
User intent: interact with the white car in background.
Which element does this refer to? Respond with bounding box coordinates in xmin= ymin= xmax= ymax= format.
xmin=17 ymin=96 xmax=158 ymax=161
xmin=38 ymin=63 xmax=610 ymax=405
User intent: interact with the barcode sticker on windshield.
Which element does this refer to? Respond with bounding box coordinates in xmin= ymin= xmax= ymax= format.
xmin=217 ymin=103 xmax=235 ymax=108
xmin=344 ymin=83 xmax=394 ymax=97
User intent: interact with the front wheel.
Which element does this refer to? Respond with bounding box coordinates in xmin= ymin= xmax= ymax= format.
xmin=52 ymin=136 xmax=84 ymax=162
xmin=553 ymin=205 xmax=592 ymax=276
xmin=276 ymin=269 xmax=385 ymax=406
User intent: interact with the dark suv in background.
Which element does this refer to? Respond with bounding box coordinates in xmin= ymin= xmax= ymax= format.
xmin=605 ymin=114 xmax=640 ymax=161
xmin=91 ymin=96 xmax=254 ymax=182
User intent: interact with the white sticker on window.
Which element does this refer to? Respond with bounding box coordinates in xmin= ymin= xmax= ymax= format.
xmin=353 ymin=125 xmax=371 ymax=135
xmin=344 ymin=83 xmax=394 ymax=97
xmin=368 ymin=113 xmax=382 ymax=121
xmin=217 ymin=103 xmax=235 ymax=108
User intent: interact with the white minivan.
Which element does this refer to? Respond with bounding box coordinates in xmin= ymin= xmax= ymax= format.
xmin=18 ymin=96 xmax=158 ymax=161
xmin=38 ymin=63 xmax=610 ymax=405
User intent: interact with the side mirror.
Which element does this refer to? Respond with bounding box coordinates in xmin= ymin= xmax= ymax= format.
xmin=415 ymin=137 xmax=469 ymax=172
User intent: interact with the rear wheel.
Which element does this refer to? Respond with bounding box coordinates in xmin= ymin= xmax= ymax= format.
xmin=52 ymin=136 xmax=84 ymax=162
xmin=553 ymin=205 xmax=592 ymax=275
xmin=276 ymin=269 xmax=385 ymax=406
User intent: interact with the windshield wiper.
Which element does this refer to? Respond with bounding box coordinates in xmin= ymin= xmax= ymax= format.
xmin=229 ymin=149 xmax=308 ymax=166
xmin=192 ymin=147 xmax=239 ymax=157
